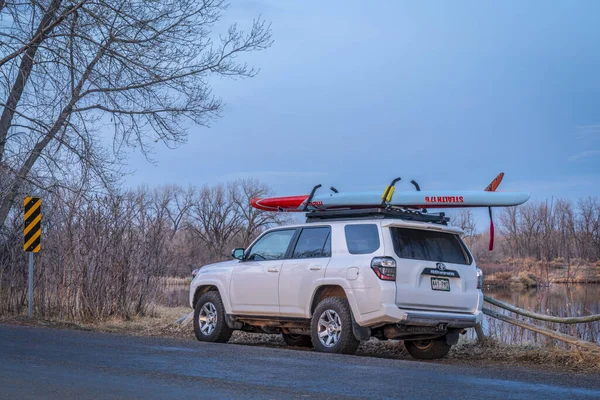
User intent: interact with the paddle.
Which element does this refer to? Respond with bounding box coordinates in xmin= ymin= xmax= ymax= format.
xmin=484 ymin=172 xmax=504 ymax=251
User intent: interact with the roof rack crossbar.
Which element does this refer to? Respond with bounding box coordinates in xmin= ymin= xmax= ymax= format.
xmin=305 ymin=207 xmax=449 ymax=224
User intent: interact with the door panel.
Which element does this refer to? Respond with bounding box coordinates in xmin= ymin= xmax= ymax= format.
xmin=230 ymin=260 xmax=282 ymax=314
xmin=279 ymin=227 xmax=331 ymax=317
xmin=230 ymin=229 xmax=297 ymax=315
xmin=280 ymin=258 xmax=329 ymax=316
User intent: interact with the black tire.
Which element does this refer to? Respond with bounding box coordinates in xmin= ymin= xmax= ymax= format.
xmin=193 ymin=291 xmax=233 ymax=343
xmin=282 ymin=333 xmax=312 ymax=348
xmin=311 ymin=297 xmax=359 ymax=355
xmin=404 ymin=337 xmax=451 ymax=360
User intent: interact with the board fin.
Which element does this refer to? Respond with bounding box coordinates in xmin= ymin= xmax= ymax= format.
xmin=484 ymin=172 xmax=504 ymax=192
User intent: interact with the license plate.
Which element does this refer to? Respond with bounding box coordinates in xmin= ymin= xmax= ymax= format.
xmin=431 ymin=277 xmax=450 ymax=291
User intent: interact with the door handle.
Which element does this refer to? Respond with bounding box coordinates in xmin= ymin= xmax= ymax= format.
xmin=267 ymin=267 xmax=279 ymax=273
xmin=309 ymin=266 xmax=322 ymax=271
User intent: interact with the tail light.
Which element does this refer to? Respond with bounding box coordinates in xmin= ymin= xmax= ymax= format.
xmin=476 ymin=268 xmax=483 ymax=289
xmin=371 ymin=257 xmax=396 ymax=281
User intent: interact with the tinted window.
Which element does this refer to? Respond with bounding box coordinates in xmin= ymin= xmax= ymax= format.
xmin=344 ymin=224 xmax=380 ymax=254
xmin=292 ymin=227 xmax=331 ymax=259
xmin=246 ymin=229 xmax=296 ymax=261
xmin=390 ymin=227 xmax=471 ymax=265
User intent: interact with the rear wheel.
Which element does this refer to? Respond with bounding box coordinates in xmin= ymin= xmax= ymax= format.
xmin=193 ymin=291 xmax=233 ymax=343
xmin=311 ymin=297 xmax=359 ymax=355
xmin=404 ymin=337 xmax=451 ymax=360
xmin=282 ymin=333 xmax=312 ymax=348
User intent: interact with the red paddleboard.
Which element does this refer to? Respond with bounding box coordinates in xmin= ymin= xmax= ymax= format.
xmin=251 ymin=196 xmax=309 ymax=211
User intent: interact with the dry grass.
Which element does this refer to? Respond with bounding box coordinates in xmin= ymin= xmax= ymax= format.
xmin=162 ymin=277 xmax=191 ymax=286
xmin=450 ymin=338 xmax=600 ymax=373
xmin=2 ymin=306 xmax=599 ymax=374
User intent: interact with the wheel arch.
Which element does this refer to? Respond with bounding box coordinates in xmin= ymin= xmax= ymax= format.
xmin=192 ymin=285 xmax=220 ymax=309
xmin=309 ymin=285 xmax=348 ymax=316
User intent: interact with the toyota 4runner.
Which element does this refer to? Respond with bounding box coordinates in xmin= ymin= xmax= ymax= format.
xmin=189 ymin=208 xmax=483 ymax=359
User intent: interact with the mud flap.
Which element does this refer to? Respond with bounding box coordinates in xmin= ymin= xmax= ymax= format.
xmin=445 ymin=329 xmax=461 ymax=345
xmin=225 ymin=314 xmax=244 ymax=330
xmin=352 ymin=321 xmax=371 ymax=341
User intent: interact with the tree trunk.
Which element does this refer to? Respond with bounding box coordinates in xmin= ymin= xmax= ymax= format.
xmin=0 ymin=0 xmax=62 ymax=162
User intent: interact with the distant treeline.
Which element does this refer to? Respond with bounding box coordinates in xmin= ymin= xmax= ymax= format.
xmin=451 ymin=197 xmax=600 ymax=267
xmin=0 ymin=179 xmax=285 ymax=319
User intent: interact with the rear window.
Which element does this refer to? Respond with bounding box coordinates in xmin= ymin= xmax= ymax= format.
xmin=345 ymin=224 xmax=380 ymax=254
xmin=390 ymin=227 xmax=471 ymax=265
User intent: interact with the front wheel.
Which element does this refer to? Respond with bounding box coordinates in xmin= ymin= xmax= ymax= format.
xmin=311 ymin=297 xmax=359 ymax=355
xmin=404 ymin=337 xmax=451 ymax=360
xmin=193 ymin=291 xmax=233 ymax=343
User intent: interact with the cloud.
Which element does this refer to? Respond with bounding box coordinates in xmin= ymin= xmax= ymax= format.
xmin=568 ymin=150 xmax=600 ymax=162
xmin=575 ymin=124 xmax=600 ymax=142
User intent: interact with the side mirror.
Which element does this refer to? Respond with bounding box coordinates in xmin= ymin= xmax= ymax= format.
xmin=232 ymin=248 xmax=245 ymax=260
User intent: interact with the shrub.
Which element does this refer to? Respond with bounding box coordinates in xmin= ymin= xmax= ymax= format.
xmin=518 ymin=271 xmax=537 ymax=288
xmin=495 ymin=272 xmax=513 ymax=282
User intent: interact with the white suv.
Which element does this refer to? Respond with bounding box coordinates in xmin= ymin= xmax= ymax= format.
xmin=189 ymin=209 xmax=483 ymax=359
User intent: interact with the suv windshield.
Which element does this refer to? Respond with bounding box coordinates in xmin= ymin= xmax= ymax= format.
xmin=390 ymin=227 xmax=471 ymax=265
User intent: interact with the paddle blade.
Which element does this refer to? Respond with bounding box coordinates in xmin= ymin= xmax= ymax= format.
xmin=488 ymin=207 xmax=495 ymax=251
xmin=484 ymin=172 xmax=504 ymax=192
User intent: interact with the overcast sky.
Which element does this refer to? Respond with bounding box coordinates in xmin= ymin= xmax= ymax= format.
xmin=124 ymin=0 xmax=599 ymax=224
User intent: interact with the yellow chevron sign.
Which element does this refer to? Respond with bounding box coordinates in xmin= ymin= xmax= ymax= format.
xmin=23 ymin=197 xmax=41 ymax=252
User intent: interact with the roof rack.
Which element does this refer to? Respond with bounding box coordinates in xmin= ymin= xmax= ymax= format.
xmin=305 ymin=207 xmax=449 ymax=225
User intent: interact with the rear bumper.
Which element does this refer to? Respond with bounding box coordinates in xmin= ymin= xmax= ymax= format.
xmin=398 ymin=311 xmax=478 ymax=328
xmin=356 ymin=303 xmax=482 ymax=328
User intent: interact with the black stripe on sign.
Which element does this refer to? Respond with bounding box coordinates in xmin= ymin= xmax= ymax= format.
xmin=24 ymin=220 xmax=41 ymax=244
xmin=24 ymin=198 xmax=40 ymax=212
xmin=24 ymin=205 xmax=41 ymax=227
xmin=25 ymin=236 xmax=40 ymax=252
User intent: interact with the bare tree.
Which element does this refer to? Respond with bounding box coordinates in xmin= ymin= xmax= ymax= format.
xmin=451 ymin=209 xmax=477 ymax=248
xmin=230 ymin=178 xmax=288 ymax=247
xmin=0 ymin=0 xmax=272 ymax=229
xmin=187 ymin=183 xmax=244 ymax=261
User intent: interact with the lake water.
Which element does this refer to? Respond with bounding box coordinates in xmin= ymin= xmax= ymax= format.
xmin=161 ymin=282 xmax=600 ymax=346
xmin=482 ymin=284 xmax=600 ymax=346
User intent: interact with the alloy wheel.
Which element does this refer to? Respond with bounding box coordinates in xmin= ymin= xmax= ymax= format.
xmin=317 ymin=309 xmax=342 ymax=347
xmin=198 ymin=302 xmax=218 ymax=336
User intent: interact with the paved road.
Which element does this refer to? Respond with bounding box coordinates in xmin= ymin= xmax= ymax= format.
xmin=1 ymin=324 xmax=599 ymax=399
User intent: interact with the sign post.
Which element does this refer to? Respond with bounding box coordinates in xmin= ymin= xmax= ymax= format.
xmin=24 ymin=197 xmax=41 ymax=318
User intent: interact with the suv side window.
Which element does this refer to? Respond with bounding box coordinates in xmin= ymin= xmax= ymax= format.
xmin=344 ymin=224 xmax=380 ymax=254
xmin=246 ymin=229 xmax=296 ymax=261
xmin=292 ymin=227 xmax=331 ymax=259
